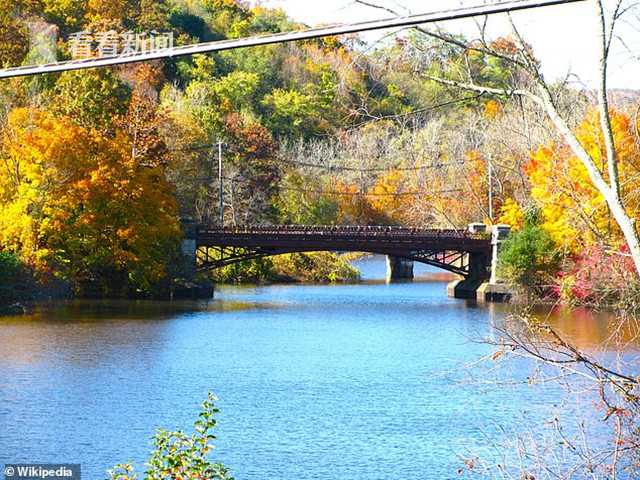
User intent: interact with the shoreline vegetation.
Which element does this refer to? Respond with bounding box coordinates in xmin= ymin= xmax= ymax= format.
xmin=4 ymin=241 xmax=640 ymax=315
xmin=0 ymin=251 xmax=362 ymax=315
xmin=497 ymin=209 xmax=640 ymax=313
xmin=211 ymin=251 xmax=361 ymax=285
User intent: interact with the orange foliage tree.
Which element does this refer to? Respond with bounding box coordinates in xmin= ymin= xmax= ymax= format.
xmin=336 ymin=169 xmax=411 ymax=225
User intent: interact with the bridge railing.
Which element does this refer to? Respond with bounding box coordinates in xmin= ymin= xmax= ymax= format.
xmin=196 ymin=225 xmax=489 ymax=240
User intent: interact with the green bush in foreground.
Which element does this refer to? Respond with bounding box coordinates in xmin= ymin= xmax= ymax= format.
xmin=108 ymin=393 xmax=233 ymax=480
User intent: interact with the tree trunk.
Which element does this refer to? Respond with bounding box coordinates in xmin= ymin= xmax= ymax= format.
xmin=602 ymin=190 xmax=640 ymax=277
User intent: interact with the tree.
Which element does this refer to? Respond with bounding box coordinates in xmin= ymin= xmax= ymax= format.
xmin=0 ymin=252 xmax=34 ymax=310
xmin=499 ymin=208 xmax=560 ymax=292
xmin=261 ymin=88 xmax=318 ymax=137
xmin=52 ymin=69 xmax=131 ymax=132
xmin=120 ymin=64 xmax=170 ymax=169
xmin=522 ymin=109 xmax=640 ymax=252
xmin=277 ymin=172 xmax=339 ymax=225
xmin=0 ymin=7 xmax=29 ymax=68
xmin=41 ymin=0 xmax=86 ymax=33
xmin=222 ymin=113 xmax=280 ymax=225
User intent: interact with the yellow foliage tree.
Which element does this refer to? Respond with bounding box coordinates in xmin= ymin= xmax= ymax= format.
xmin=0 ymin=108 xmax=180 ymax=295
xmin=497 ymin=198 xmax=525 ymax=230
xmin=503 ymin=109 xmax=640 ymax=253
xmin=483 ymin=99 xmax=502 ymax=120
xmin=368 ymin=169 xmax=410 ymax=224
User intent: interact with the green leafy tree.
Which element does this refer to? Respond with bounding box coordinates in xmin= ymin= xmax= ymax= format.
xmin=52 ymin=69 xmax=131 ymax=131
xmin=272 ymin=252 xmax=360 ymax=283
xmin=0 ymin=252 xmax=34 ymax=311
xmin=211 ymin=254 xmax=276 ymax=284
xmin=277 ymin=173 xmax=339 ymax=225
xmin=41 ymin=0 xmax=86 ymax=33
xmin=212 ymin=70 xmax=259 ymax=113
xmin=261 ymin=88 xmax=317 ymax=137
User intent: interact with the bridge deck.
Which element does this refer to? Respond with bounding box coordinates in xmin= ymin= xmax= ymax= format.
xmin=196 ymin=225 xmax=491 ymax=252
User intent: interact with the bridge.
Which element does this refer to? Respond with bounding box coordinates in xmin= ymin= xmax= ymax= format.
xmin=190 ymin=225 xmax=499 ymax=295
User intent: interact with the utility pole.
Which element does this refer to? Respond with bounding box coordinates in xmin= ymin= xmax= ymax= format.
xmin=218 ymin=141 xmax=224 ymax=226
xmin=488 ymin=158 xmax=494 ymax=222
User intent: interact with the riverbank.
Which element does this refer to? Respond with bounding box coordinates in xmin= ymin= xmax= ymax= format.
xmin=0 ymin=251 xmax=355 ymax=317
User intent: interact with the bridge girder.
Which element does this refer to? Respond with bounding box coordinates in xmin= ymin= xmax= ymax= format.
xmin=197 ymin=245 xmax=475 ymax=277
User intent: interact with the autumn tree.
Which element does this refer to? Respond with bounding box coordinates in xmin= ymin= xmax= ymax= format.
xmin=222 ymin=113 xmax=280 ymax=225
xmin=0 ymin=107 xmax=180 ymax=296
xmin=52 ymin=69 xmax=131 ymax=132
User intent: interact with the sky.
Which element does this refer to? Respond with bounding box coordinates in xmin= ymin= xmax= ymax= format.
xmin=258 ymin=0 xmax=640 ymax=89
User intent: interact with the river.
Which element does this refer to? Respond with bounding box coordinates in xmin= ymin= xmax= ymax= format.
xmin=0 ymin=256 xmax=635 ymax=479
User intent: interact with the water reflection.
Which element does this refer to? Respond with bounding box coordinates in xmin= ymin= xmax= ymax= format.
xmin=526 ymin=305 xmax=640 ymax=350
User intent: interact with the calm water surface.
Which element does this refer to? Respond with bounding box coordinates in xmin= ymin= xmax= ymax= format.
xmin=0 ymin=257 xmax=633 ymax=479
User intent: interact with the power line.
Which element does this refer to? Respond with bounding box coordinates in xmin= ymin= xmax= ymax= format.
xmin=277 ymin=157 xmax=468 ymax=172
xmin=0 ymin=0 xmax=586 ymax=79
xmin=186 ymin=173 xmax=464 ymax=196
xmin=279 ymin=185 xmax=463 ymax=197
xmin=346 ymin=94 xmax=485 ymax=130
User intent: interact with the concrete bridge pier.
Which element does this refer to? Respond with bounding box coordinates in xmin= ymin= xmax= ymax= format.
xmin=476 ymin=225 xmax=512 ymax=303
xmin=175 ymin=219 xmax=214 ymax=300
xmin=181 ymin=219 xmax=198 ymax=277
xmin=447 ymin=223 xmax=490 ymax=299
xmin=386 ymin=256 xmax=414 ymax=282
xmin=447 ymin=251 xmax=490 ymax=299
xmin=447 ymin=224 xmax=512 ymax=302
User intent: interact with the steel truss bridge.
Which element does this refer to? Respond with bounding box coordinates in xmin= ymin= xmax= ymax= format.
xmin=195 ymin=225 xmax=492 ymax=278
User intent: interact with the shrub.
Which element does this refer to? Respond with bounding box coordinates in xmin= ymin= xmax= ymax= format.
xmin=272 ymin=251 xmax=360 ymax=283
xmin=108 ymin=393 xmax=233 ymax=480
xmin=553 ymin=243 xmax=640 ymax=310
xmin=498 ymin=209 xmax=560 ymax=292
xmin=211 ymin=255 xmax=277 ymax=283
xmin=210 ymin=251 xmax=360 ymax=284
